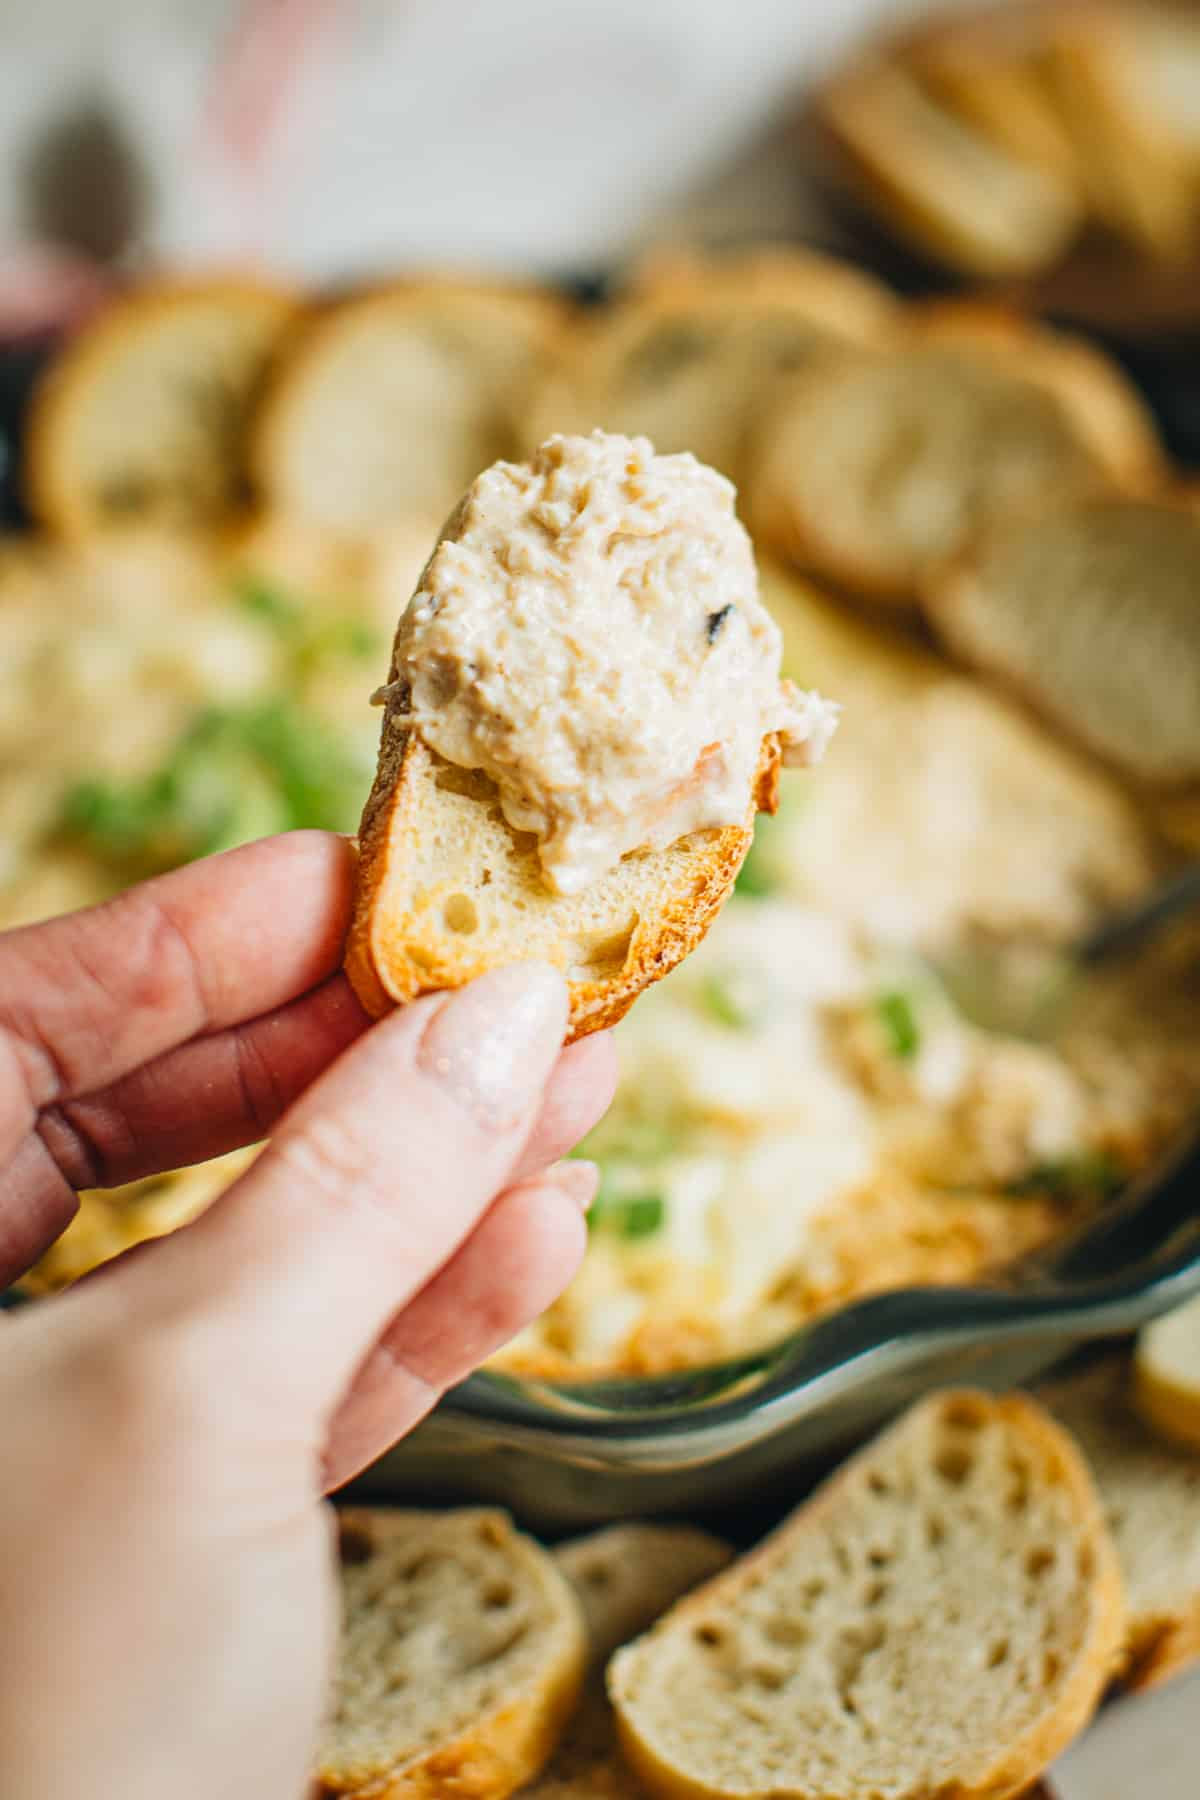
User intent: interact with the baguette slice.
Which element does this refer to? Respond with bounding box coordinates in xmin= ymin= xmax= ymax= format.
xmin=908 ymin=299 xmax=1167 ymax=490
xmin=346 ymin=715 xmax=780 ymax=1042
xmin=517 ymin=1528 xmax=736 ymax=1800
xmin=609 ymin=1391 xmax=1125 ymax=1800
xmin=1136 ymin=1293 xmax=1200 ymax=1455
xmin=252 ymin=278 xmax=570 ymax=529
xmin=524 ymin=249 xmax=896 ymax=489
xmin=818 ymin=59 xmax=1084 ymax=278
xmin=748 ymin=342 xmax=1105 ymax=603
xmin=926 ymin=496 xmax=1200 ymax=788
xmin=25 ymin=277 xmax=301 ymax=534
xmin=905 ymin=19 xmax=1082 ymax=190
xmin=1047 ymin=5 xmax=1199 ymax=260
xmin=319 ymin=1509 xmax=586 ymax=1800
xmin=1040 ymin=1354 xmax=1200 ymax=1692
xmin=555 ymin=1526 xmax=734 ymax=1672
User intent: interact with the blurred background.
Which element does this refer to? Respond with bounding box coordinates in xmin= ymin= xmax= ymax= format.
xmin=5 ymin=0 xmax=1200 ymax=1394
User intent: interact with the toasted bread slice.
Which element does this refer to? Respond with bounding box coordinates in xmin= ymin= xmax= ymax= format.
xmin=1136 ymin=1293 xmax=1200 ymax=1455
xmin=346 ymin=716 xmax=780 ymax=1044
xmin=1040 ymin=1353 xmax=1200 ymax=1692
xmin=926 ymin=495 xmax=1200 ymax=788
xmin=818 ymin=58 xmax=1084 ymax=278
xmin=555 ymin=1527 xmax=734 ymax=1672
xmin=320 ymin=1508 xmax=586 ymax=1800
xmin=25 ymin=277 xmax=301 ymax=534
xmin=514 ymin=1528 xmax=734 ymax=1800
xmin=748 ymin=342 xmax=1105 ymax=603
xmin=524 ymin=249 xmax=897 ymax=487
xmin=908 ymin=299 xmax=1167 ymax=489
xmin=905 ymin=16 xmax=1082 ymax=190
xmin=1046 ymin=5 xmax=1199 ymax=260
xmin=251 ymin=278 xmax=570 ymax=528
xmin=609 ymin=1391 xmax=1125 ymax=1800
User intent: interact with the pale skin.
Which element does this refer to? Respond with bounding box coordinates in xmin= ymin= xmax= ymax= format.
xmin=0 ymin=830 xmax=617 ymax=1800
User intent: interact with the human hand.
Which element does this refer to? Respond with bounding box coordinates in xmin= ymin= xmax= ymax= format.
xmin=0 ymin=831 xmax=616 ymax=1800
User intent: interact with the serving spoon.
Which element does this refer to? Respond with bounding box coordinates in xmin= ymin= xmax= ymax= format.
xmin=927 ymin=859 xmax=1200 ymax=1042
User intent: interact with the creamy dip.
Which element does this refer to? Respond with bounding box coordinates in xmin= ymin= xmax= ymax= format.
xmin=381 ymin=431 xmax=838 ymax=894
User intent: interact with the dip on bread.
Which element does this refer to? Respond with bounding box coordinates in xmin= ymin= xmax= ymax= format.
xmin=376 ymin=431 xmax=838 ymax=895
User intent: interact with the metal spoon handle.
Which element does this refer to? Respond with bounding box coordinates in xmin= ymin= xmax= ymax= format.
xmin=1078 ymin=861 xmax=1200 ymax=966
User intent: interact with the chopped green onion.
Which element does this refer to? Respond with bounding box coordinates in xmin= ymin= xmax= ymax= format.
xmin=617 ymin=1193 xmax=666 ymax=1238
xmin=58 ymin=695 xmax=369 ymax=880
xmin=700 ymin=971 xmax=758 ymax=1031
xmin=876 ymin=990 xmax=921 ymax=1061
xmin=233 ymin=574 xmax=380 ymax=670
xmin=1005 ymin=1152 xmax=1127 ymax=1203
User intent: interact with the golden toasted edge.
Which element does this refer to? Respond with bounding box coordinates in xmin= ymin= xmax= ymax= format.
xmin=249 ymin=276 xmax=575 ymax=506
xmin=607 ymin=1392 xmax=1126 ymax=1800
xmin=344 ymin=699 xmax=780 ymax=1046
xmin=25 ymin=275 xmax=304 ymax=536
xmin=816 ymin=57 xmax=1082 ymax=279
xmin=318 ymin=1508 xmax=587 ymax=1800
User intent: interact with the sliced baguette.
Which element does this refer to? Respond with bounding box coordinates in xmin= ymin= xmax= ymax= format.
xmin=609 ymin=1390 xmax=1125 ymax=1800
xmin=319 ymin=1508 xmax=586 ymax=1800
xmin=1136 ymin=1293 xmax=1200 ymax=1455
xmin=818 ymin=58 xmax=1084 ymax=278
xmin=515 ymin=1528 xmax=735 ymax=1800
xmin=926 ymin=495 xmax=1200 ymax=788
xmin=908 ymin=299 xmax=1167 ymax=489
xmin=1039 ymin=1353 xmax=1200 ymax=1692
xmin=555 ymin=1526 xmax=734 ymax=1671
xmin=1046 ymin=5 xmax=1199 ymax=260
xmin=748 ymin=342 xmax=1106 ymax=603
xmin=524 ymin=249 xmax=897 ymax=488
xmin=25 ymin=277 xmax=301 ymax=534
xmin=252 ymin=278 xmax=570 ymax=529
xmin=346 ymin=713 xmax=780 ymax=1043
xmin=905 ymin=19 xmax=1083 ymax=191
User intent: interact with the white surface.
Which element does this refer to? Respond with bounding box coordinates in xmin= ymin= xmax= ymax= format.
xmin=1049 ymin=1668 xmax=1200 ymax=1800
xmin=0 ymin=0 xmax=942 ymax=277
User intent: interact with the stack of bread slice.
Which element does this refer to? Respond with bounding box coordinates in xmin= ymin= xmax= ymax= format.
xmin=319 ymin=1373 xmax=1200 ymax=1800
xmin=818 ymin=1 xmax=1200 ymax=279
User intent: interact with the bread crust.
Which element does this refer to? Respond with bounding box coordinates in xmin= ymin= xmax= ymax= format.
xmin=344 ymin=696 xmax=781 ymax=1045
xmin=250 ymin=277 xmax=574 ymax=518
xmin=25 ymin=275 xmax=303 ymax=535
xmin=317 ymin=1507 xmax=587 ymax=1800
xmin=609 ymin=1392 xmax=1126 ymax=1800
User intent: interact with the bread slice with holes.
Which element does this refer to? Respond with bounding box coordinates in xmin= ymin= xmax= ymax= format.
xmin=748 ymin=341 xmax=1107 ymax=604
xmin=609 ymin=1391 xmax=1125 ymax=1800
xmin=345 ymin=720 xmax=779 ymax=1043
xmin=908 ymin=300 xmax=1167 ymax=491
xmin=319 ymin=1508 xmax=586 ymax=1799
xmin=512 ymin=1527 xmax=736 ymax=1800
xmin=818 ymin=59 xmax=1084 ymax=278
xmin=523 ymin=249 xmax=897 ymax=489
xmin=26 ymin=277 xmax=301 ymax=534
xmin=926 ymin=495 xmax=1200 ymax=788
xmin=555 ymin=1526 xmax=734 ymax=1672
xmin=252 ymin=279 xmax=571 ymax=529
xmin=1038 ymin=1354 xmax=1200 ymax=1693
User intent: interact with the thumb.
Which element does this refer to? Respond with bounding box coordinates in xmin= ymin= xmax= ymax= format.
xmin=93 ymin=962 xmax=570 ymax=1423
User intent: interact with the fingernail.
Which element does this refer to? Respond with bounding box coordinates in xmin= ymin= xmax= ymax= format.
xmin=550 ymin=1159 xmax=599 ymax=1212
xmin=417 ymin=963 xmax=568 ymax=1134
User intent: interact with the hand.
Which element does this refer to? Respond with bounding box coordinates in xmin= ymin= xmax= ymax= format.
xmin=0 ymin=831 xmax=616 ymax=1800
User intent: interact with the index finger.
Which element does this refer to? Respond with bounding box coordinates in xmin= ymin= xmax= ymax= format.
xmin=0 ymin=833 xmax=355 ymax=1151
